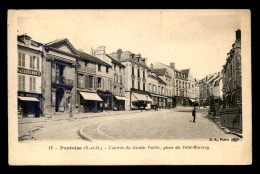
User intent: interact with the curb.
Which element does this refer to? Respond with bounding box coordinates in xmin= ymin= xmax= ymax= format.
xmin=78 ymin=127 xmax=94 ymax=142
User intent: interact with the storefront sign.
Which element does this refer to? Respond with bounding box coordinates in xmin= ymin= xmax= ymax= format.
xmin=18 ymin=92 xmax=42 ymax=99
xmin=17 ymin=67 xmax=41 ymax=76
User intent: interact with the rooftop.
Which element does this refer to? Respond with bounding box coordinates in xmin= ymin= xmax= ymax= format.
xmin=77 ymin=50 xmax=112 ymax=67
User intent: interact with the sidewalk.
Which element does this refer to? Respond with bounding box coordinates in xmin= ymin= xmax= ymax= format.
xmin=208 ymin=114 xmax=242 ymax=138
xmin=18 ymin=109 xmax=160 ymax=124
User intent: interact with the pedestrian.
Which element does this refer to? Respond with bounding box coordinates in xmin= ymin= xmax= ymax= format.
xmin=192 ymin=107 xmax=196 ymax=123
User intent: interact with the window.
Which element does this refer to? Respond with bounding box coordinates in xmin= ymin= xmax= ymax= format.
xmin=30 ymin=56 xmax=36 ymax=69
xmin=176 ymin=80 xmax=178 ymax=87
xmin=120 ymin=88 xmax=122 ymax=96
xmin=114 ymin=86 xmax=117 ymax=95
xmin=114 ymin=64 xmax=116 ymax=70
xmin=143 ymin=83 xmax=145 ymax=91
xmin=120 ymin=75 xmax=123 ymax=85
xmin=29 ymin=77 xmax=36 ymax=91
xmin=18 ymin=52 xmax=25 ymax=67
xmin=132 ymin=67 xmax=134 ymax=75
xmin=138 ymin=69 xmax=140 ymax=77
xmin=18 ymin=75 xmax=25 ymax=90
xmin=98 ymin=64 xmax=101 ymax=72
xmin=89 ymin=76 xmax=93 ymax=88
xmin=120 ymin=67 xmax=122 ymax=73
xmin=132 ymin=80 xmax=135 ymax=88
xmin=78 ymin=74 xmax=85 ymax=88
xmin=98 ymin=77 xmax=102 ymax=88
xmin=138 ymin=82 xmax=140 ymax=90
xmin=143 ymin=71 xmax=145 ymax=79
xmin=106 ymin=66 xmax=109 ymax=73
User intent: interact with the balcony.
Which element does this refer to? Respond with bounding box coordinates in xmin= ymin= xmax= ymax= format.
xmin=52 ymin=76 xmax=74 ymax=87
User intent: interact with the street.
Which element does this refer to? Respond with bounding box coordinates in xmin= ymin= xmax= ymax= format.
xmin=19 ymin=109 xmax=239 ymax=142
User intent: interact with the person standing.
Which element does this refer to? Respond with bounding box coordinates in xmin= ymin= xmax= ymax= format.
xmin=192 ymin=107 xmax=196 ymax=123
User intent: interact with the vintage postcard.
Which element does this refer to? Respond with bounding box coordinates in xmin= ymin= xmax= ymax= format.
xmin=8 ymin=9 xmax=252 ymax=165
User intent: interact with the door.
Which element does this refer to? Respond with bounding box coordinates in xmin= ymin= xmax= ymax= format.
xmin=56 ymin=88 xmax=64 ymax=112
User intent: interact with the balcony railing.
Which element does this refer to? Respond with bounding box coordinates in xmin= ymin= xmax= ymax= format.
xmin=52 ymin=76 xmax=74 ymax=86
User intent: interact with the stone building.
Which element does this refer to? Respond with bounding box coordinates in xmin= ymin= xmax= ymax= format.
xmin=109 ymin=49 xmax=153 ymax=110
xmin=220 ymin=29 xmax=242 ymax=131
xmin=41 ymin=39 xmax=78 ymax=115
xmin=17 ymin=34 xmax=43 ymax=117
xmin=76 ymin=50 xmax=112 ymax=113
xmin=92 ymin=46 xmax=127 ymax=111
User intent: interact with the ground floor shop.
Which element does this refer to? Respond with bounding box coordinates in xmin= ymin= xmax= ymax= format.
xmin=174 ymin=96 xmax=190 ymax=106
xmin=77 ymin=91 xmax=103 ymax=113
xmin=149 ymin=94 xmax=167 ymax=109
xmin=18 ymin=92 xmax=42 ymax=117
xmin=113 ymin=95 xmax=127 ymax=110
xmin=130 ymin=90 xmax=153 ymax=110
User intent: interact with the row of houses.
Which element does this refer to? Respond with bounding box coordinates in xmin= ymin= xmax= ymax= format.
xmin=17 ymin=34 xmax=197 ymax=118
xmin=196 ymin=29 xmax=242 ymax=131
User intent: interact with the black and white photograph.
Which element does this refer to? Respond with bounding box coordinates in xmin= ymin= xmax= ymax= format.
xmin=8 ymin=9 xmax=251 ymax=165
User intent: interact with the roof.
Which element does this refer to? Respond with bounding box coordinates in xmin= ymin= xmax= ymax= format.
xmin=76 ymin=50 xmax=112 ymax=67
xmin=157 ymin=76 xmax=166 ymax=85
xmin=44 ymin=38 xmax=77 ymax=55
xmin=105 ymin=54 xmax=125 ymax=68
xmin=153 ymin=68 xmax=167 ymax=76
xmin=181 ymin=69 xmax=190 ymax=75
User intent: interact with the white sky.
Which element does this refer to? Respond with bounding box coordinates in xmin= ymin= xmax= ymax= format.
xmin=17 ymin=10 xmax=241 ymax=80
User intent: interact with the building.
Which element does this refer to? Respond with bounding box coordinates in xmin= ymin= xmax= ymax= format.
xmin=41 ymin=38 xmax=78 ymax=115
xmin=147 ymin=64 xmax=167 ymax=109
xmin=92 ymin=46 xmax=127 ymax=111
xmin=152 ymin=67 xmax=174 ymax=108
xmin=76 ymin=50 xmax=112 ymax=113
xmin=17 ymin=34 xmax=43 ymax=117
xmin=109 ymin=49 xmax=153 ymax=110
xmin=220 ymin=29 xmax=242 ymax=131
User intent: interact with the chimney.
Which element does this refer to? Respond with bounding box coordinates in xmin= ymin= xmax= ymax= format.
xmin=117 ymin=48 xmax=122 ymax=59
xmin=150 ymin=63 xmax=153 ymax=70
xmin=96 ymin=46 xmax=105 ymax=55
xmin=136 ymin=53 xmax=141 ymax=58
xmin=170 ymin=62 xmax=175 ymax=69
xmin=236 ymin=29 xmax=241 ymax=40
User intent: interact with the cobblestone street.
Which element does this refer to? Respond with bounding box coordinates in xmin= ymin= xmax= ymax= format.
xmin=18 ymin=108 xmax=240 ymax=142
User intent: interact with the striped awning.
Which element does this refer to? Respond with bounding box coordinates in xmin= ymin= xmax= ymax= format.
xmin=115 ymin=96 xmax=128 ymax=101
xmin=131 ymin=93 xmax=153 ymax=102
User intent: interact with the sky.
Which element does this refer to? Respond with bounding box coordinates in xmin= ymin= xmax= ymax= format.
xmin=17 ymin=10 xmax=241 ymax=80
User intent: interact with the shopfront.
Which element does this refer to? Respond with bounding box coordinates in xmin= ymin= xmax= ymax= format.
xmin=113 ymin=96 xmax=127 ymax=110
xmin=97 ymin=91 xmax=113 ymax=110
xmin=18 ymin=92 xmax=42 ymax=117
xmin=78 ymin=91 xmax=103 ymax=112
xmin=131 ymin=92 xmax=153 ymax=110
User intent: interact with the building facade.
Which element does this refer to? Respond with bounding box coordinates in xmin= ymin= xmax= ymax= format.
xmin=220 ymin=29 xmax=242 ymax=131
xmin=76 ymin=50 xmax=113 ymax=113
xmin=17 ymin=34 xmax=43 ymax=117
xmin=93 ymin=46 xmax=127 ymax=111
xmin=109 ymin=49 xmax=153 ymax=110
xmin=42 ymin=39 xmax=77 ymax=115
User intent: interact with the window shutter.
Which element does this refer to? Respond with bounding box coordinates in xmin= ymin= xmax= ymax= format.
xmin=85 ymin=75 xmax=89 ymax=88
xmin=22 ymin=76 xmax=25 ymax=90
xmin=30 ymin=56 xmax=32 ymax=68
xmin=18 ymin=53 xmax=21 ymax=66
xmin=18 ymin=75 xmax=21 ymax=89
xmin=94 ymin=77 xmax=98 ymax=89
xmin=102 ymin=78 xmax=104 ymax=90
xmin=29 ymin=77 xmax=32 ymax=91
xmin=37 ymin=57 xmax=39 ymax=70
xmin=33 ymin=78 xmax=36 ymax=91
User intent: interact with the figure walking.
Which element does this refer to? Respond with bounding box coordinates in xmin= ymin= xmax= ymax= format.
xmin=192 ymin=107 xmax=196 ymax=123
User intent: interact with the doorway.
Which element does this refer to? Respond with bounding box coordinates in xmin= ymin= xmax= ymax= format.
xmin=56 ymin=88 xmax=64 ymax=112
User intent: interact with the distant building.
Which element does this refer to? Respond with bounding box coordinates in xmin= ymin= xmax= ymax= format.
xmin=17 ymin=34 xmax=43 ymax=117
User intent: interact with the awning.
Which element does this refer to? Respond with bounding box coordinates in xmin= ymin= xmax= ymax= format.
xmin=150 ymin=93 xmax=167 ymax=99
xmin=189 ymin=98 xmax=197 ymax=102
xmin=115 ymin=96 xmax=128 ymax=101
xmin=18 ymin=96 xmax=39 ymax=102
xmin=79 ymin=92 xmax=103 ymax=101
xmin=131 ymin=93 xmax=153 ymax=102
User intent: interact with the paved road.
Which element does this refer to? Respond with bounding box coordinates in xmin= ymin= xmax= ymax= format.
xmin=80 ymin=110 xmax=239 ymax=141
